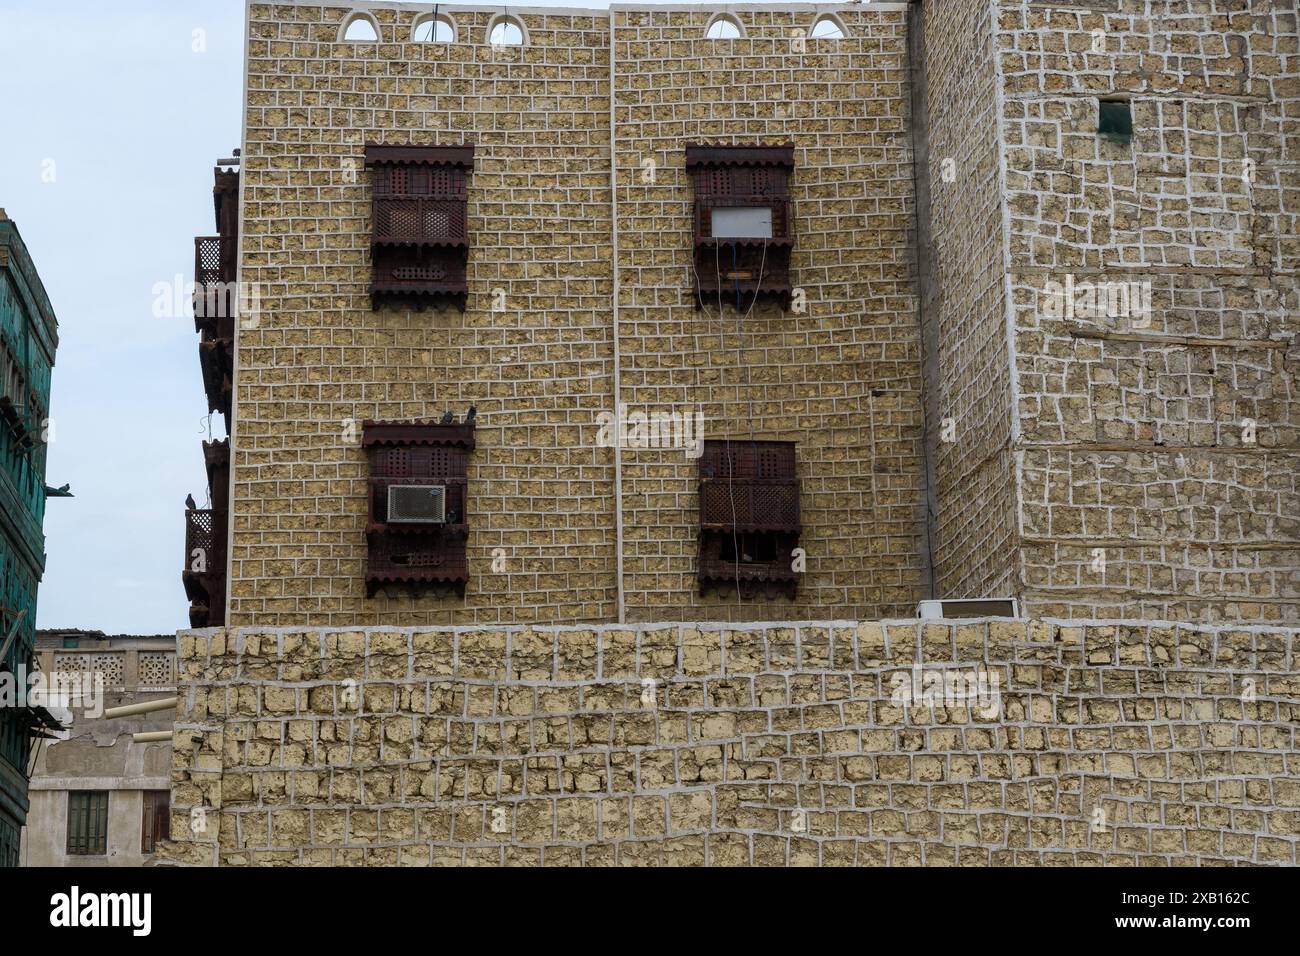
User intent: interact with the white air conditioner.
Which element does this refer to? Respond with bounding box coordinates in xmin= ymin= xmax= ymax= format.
xmin=386 ymin=484 xmax=447 ymax=524
xmin=917 ymin=598 xmax=1019 ymax=619
xmin=711 ymin=206 xmax=774 ymax=239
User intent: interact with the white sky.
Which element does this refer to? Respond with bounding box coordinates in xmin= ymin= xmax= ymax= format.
xmin=2 ymin=1 xmax=244 ymax=635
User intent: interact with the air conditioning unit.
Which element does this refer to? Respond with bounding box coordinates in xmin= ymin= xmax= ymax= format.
xmin=917 ymin=598 xmax=1019 ymax=619
xmin=711 ymin=206 xmax=774 ymax=239
xmin=386 ymin=484 xmax=446 ymax=524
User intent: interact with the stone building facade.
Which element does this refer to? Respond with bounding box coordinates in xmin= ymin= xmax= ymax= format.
xmin=20 ymin=631 xmax=176 ymax=867
xmin=159 ymin=1 xmax=1299 ymax=867
xmin=220 ymin=0 xmax=1297 ymax=630
xmin=919 ymin=0 xmax=1299 ymax=622
xmin=229 ymin=1 xmax=928 ymax=629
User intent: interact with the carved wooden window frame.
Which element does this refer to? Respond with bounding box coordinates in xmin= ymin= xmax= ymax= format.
xmin=698 ymin=439 xmax=800 ymax=598
xmin=363 ymin=419 xmax=475 ymax=598
xmin=364 ymin=144 xmax=475 ymax=311
xmin=685 ymin=144 xmax=795 ymax=311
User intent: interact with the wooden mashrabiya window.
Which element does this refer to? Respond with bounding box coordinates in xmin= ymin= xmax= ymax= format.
xmin=698 ymin=439 xmax=800 ymax=599
xmin=685 ymin=144 xmax=794 ymax=311
xmin=364 ymin=144 xmax=474 ymax=311
xmin=363 ymin=420 xmax=475 ymax=597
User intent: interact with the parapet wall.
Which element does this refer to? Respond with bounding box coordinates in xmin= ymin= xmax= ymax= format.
xmin=161 ymin=618 xmax=1300 ymax=866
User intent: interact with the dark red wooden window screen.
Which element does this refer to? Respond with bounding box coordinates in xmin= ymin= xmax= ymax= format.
xmin=686 ymin=144 xmax=795 ymax=311
xmin=364 ymin=144 xmax=474 ymax=311
xmin=363 ymin=419 xmax=475 ymax=597
xmin=698 ymin=439 xmax=800 ymax=598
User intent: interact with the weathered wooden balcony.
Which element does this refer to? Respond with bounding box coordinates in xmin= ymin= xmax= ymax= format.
xmin=193 ymin=236 xmax=238 ymax=337
xmin=182 ymin=507 xmax=226 ymax=627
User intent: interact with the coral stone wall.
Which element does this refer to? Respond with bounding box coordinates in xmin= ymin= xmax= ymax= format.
xmin=231 ymin=1 xmax=927 ymax=628
xmin=916 ymin=0 xmax=1021 ymax=604
xmin=611 ymin=6 xmax=927 ymax=622
xmin=230 ymin=0 xmax=1297 ymax=630
xmin=920 ymin=0 xmax=1299 ymax=621
xmin=161 ymin=618 xmax=1300 ymax=866
xmin=998 ymin=0 xmax=1300 ymax=622
xmin=234 ymin=2 xmax=619 ymax=626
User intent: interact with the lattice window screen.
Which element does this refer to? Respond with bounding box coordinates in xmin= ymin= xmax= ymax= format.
xmin=139 ymin=653 xmax=174 ymax=686
xmin=52 ymin=652 xmax=125 ymax=687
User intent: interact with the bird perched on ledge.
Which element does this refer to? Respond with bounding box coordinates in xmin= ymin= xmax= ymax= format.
xmin=466 ymin=405 xmax=477 ymax=424
xmin=439 ymin=410 xmax=455 ymax=424
xmin=185 ymin=494 xmax=197 ymax=510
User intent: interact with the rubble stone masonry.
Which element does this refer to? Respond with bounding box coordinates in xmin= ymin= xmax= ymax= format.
xmin=161 ymin=618 xmax=1300 ymax=866
xmin=921 ymin=0 xmax=1299 ymax=622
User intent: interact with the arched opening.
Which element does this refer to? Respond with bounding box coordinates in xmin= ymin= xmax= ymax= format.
xmin=487 ymin=16 xmax=526 ymax=47
xmin=704 ymin=14 xmax=743 ymax=40
xmin=413 ymin=14 xmax=455 ymax=43
xmin=808 ymin=15 xmax=847 ymax=39
xmin=339 ymin=12 xmax=380 ymax=43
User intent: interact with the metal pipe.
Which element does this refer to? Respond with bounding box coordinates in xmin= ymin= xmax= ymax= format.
xmin=102 ymin=696 xmax=177 ymax=719
xmin=131 ymin=731 xmax=174 ymax=743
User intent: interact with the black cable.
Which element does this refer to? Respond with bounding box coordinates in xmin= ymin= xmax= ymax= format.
xmin=732 ymin=241 xmax=740 ymax=311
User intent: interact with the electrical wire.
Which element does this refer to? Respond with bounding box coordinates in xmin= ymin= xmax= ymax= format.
xmin=733 ymin=237 xmax=769 ymax=607
xmin=696 ymin=193 xmax=773 ymax=611
xmin=715 ymin=237 xmax=741 ymax=604
xmin=689 ymin=250 xmax=715 ymax=320
xmin=721 ymin=234 xmax=770 ymax=609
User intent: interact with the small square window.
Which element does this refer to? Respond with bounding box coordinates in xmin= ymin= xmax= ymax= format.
xmin=1098 ymin=99 xmax=1132 ymax=140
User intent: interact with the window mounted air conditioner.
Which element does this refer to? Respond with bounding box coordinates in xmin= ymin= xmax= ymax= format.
xmin=387 ymin=484 xmax=447 ymax=524
xmin=711 ymin=206 xmax=774 ymax=239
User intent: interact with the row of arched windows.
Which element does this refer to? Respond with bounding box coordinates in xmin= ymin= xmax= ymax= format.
xmin=339 ymin=11 xmax=850 ymax=46
xmin=706 ymin=13 xmax=847 ymax=40
xmin=341 ymin=12 xmax=522 ymax=45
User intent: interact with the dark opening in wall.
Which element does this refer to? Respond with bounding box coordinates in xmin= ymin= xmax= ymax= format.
xmin=1098 ymin=99 xmax=1133 ymax=141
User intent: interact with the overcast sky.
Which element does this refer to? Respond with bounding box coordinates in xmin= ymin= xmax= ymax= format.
xmin=2 ymin=0 xmax=243 ymax=635
xmin=2 ymin=0 xmax=814 ymax=636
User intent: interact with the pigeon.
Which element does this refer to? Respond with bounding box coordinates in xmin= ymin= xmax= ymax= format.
xmin=185 ymin=494 xmax=197 ymax=510
xmin=439 ymin=410 xmax=455 ymax=424
xmin=466 ymin=405 xmax=477 ymax=423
